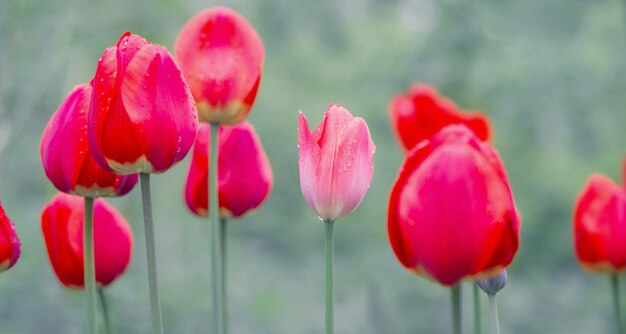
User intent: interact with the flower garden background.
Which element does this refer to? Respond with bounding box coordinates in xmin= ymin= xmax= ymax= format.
xmin=1 ymin=0 xmax=626 ymax=333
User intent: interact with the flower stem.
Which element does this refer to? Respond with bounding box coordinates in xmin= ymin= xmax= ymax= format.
xmin=487 ymin=294 xmax=500 ymax=334
xmin=474 ymin=283 xmax=482 ymax=334
xmin=140 ymin=173 xmax=164 ymax=334
xmin=220 ymin=217 xmax=228 ymax=334
xmin=84 ymin=197 xmax=98 ymax=334
xmin=98 ymin=288 xmax=111 ymax=334
xmin=612 ymin=274 xmax=623 ymax=334
xmin=451 ymin=284 xmax=462 ymax=334
xmin=324 ymin=219 xmax=335 ymax=334
xmin=209 ymin=122 xmax=224 ymax=334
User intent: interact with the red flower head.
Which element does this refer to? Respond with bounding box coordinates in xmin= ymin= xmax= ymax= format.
xmin=0 ymin=203 xmax=20 ymax=273
xmin=89 ymin=32 xmax=198 ymax=175
xmin=41 ymin=193 xmax=133 ymax=288
xmin=41 ymin=83 xmax=138 ymax=197
xmin=389 ymin=84 xmax=491 ymax=151
xmin=574 ymin=160 xmax=626 ymax=273
xmin=388 ymin=125 xmax=520 ymax=286
xmin=175 ymin=7 xmax=265 ymax=125
xmin=298 ymin=104 xmax=376 ymax=221
xmin=184 ymin=122 xmax=273 ymax=218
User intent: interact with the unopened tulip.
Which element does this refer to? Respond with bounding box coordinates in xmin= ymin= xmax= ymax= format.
xmin=388 ymin=125 xmax=520 ymax=286
xmin=574 ymin=163 xmax=626 ymax=272
xmin=185 ymin=122 xmax=272 ymax=218
xmin=0 ymin=203 xmax=20 ymax=272
xmin=89 ymin=32 xmax=198 ymax=174
xmin=175 ymin=7 xmax=265 ymax=125
xmin=41 ymin=83 xmax=138 ymax=197
xmin=41 ymin=193 xmax=132 ymax=288
xmin=298 ymin=104 xmax=376 ymax=221
xmin=389 ymin=84 xmax=490 ymax=151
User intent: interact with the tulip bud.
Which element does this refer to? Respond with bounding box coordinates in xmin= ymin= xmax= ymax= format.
xmin=389 ymin=84 xmax=490 ymax=151
xmin=41 ymin=193 xmax=133 ymax=288
xmin=477 ymin=270 xmax=507 ymax=295
xmin=298 ymin=104 xmax=376 ymax=221
xmin=175 ymin=7 xmax=265 ymax=125
xmin=0 ymin=203 xmax=20 ymax=272
xmin=574 ymin=164 xmax=626 ymax=272
xmin=89 ymin=32 xmax=198 ymax=175
xmin=388 ymin=125 xmax=520 ymax=286
xmin=41 ymin=83 xmax=138 ymax=197
xmin=184 ymin=122 xmax=273 ymax=218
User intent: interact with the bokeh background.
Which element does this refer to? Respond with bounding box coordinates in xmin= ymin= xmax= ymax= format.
xmin=2 ymin=0 xmax=626 ymax=333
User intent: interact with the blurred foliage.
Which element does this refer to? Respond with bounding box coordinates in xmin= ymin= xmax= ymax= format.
xmin=2 ymin=0 xmax=626 ymax=333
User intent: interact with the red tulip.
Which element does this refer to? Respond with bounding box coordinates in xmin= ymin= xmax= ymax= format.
xmin=388 ymin=125 xmax=519 ymax=286
xmin=41 ymin=193 xmax=133 ymax=288
xmin=41 ymin=83 xmax=138 ymax=197
xmin=184 ymin=122 xmax=273 ymax=218
xmin=89 ymin=32 xmax=198 ymax=175
xmin=298 ymin=104 xmax=376 ymax=221
xmin=389 ymin=84 xmax=491 ymax=151
xmin=574 ymin=162 xmax=626 ymax=272
xmin=0 ymin=203 xmax=20 ymax=273
xmin=175 ymin=7 xmax=265 ymax=125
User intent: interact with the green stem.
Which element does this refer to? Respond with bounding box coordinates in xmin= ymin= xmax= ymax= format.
xmin=612 ymin=274 xmax=623 ymax=334
xmin=474 ymin=283 xmax=481 ymax=334
xmin=451 ymin=285 xmax=462 ymax=334
xmin=84 ymin=197 xmax=98 ymax=334
xmin=98 ymin=288 xmax=111 ymax=334
xmin=325 ymin=219 xmax=335 ymax=334
xmin=209 ymin=122 xmax=224 ymax=334
xmin=140 ymin=173 xmax=164 ymax=334
xmin=220 ymin=217 xmax=228 ymax=334
xmin=488 ymin=294 xmax=500 ymax=334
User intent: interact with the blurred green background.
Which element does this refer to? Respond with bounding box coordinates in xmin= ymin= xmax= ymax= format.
xmin=2 ymin=0 xmax=626 ymax=333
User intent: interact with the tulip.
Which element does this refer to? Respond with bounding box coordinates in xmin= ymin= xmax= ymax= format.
xmin=0 ymin=203 xmax=20 ymax=273
xmin=90 ymin=31 xmax=198 ymax=334
xmin=477 ymin=270 xmax=508 ymax=334
xmin=184 ymin=121 xmax=272 ymax=332
xmin=298 ymin=104 xmax=376 ymax=221
xmin=89 ymin=32 xmax=198 ymax=175
xmin=184 ymin=122 xmax=272 ymax=218
xmin=41 ymin=83 xmax=138 ymax=198
xmin=389 ymin=84 xmax=491 ymax=151
xmin=298 ymin=104 xmax=375 ymax=334
xmin=388 ymin=125 xmax=519 ymax=334
xmin=41 ymin=193 xmax=132 ymax=288
xmin=574 ymin=162 xmax=626 ymax=333
xmin=175 ymin=6 xmax=265 ymax=125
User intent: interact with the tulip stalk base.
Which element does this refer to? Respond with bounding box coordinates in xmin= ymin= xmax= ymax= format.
xmin=451 ymin=285 xmax=462 ymax=334
xmin=209 ymin=122 xmax=225 ymax=334
xmin=325 ymin=219 xmax=335 ymax=334
xmin=220 ymin=218 xmax=228 ymax=334
xmin=140 ymin=173 xmax=164 ymax=334
xmin=98 ymin=288 xmax=111 ymax=334
xmin=612 ymin=275 xmax=623 ymax=334
xmin=487 ymin=294 xmax=500 ymax=334
xmin=474 ymin=283 xmax=482 ymax=334
xmin=84 ymin=197 xmax=98 ymax=334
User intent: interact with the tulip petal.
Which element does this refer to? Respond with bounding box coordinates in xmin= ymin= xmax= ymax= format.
xmin=298 ymin=111 xmax=322 ymax=217
xmin=121 ymin=44 xmax=198 ymax=173
xmin=90 ymin=46 xmax=146 ymax=173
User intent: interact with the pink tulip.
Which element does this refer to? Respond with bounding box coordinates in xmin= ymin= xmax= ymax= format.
xmin=298 ymin=104 xmax=376 ymax=221
xmin=184 ymin=122 xmax=273 ymax=218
